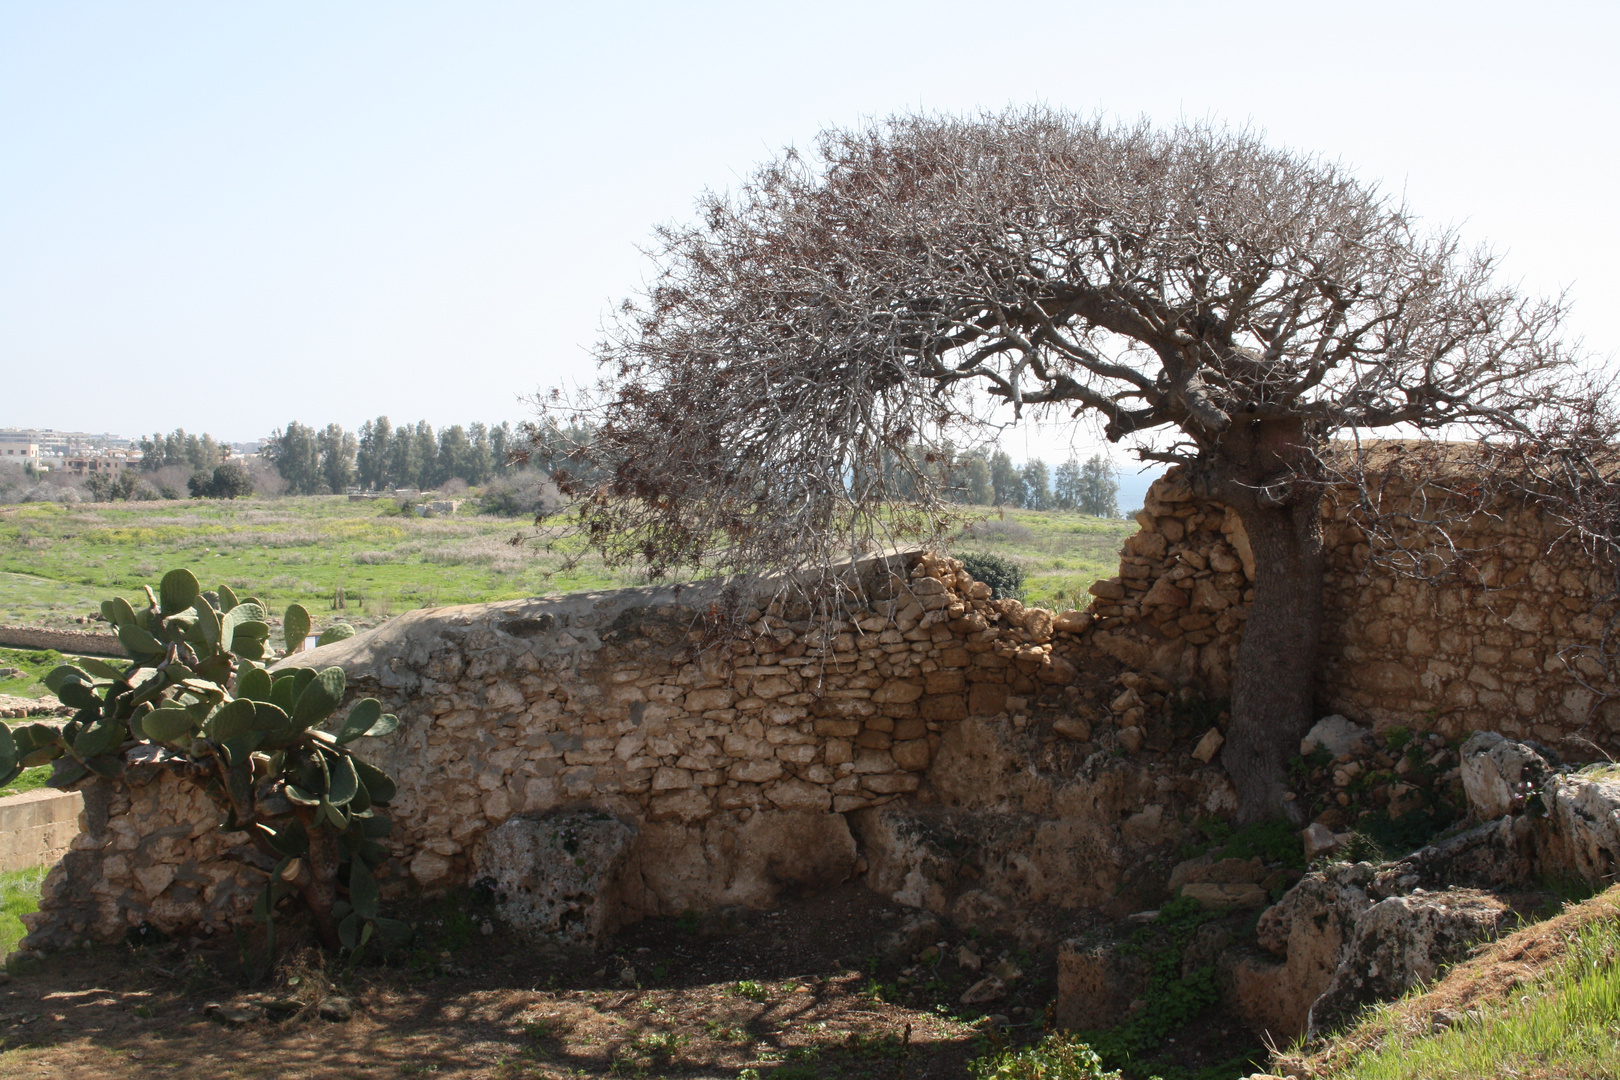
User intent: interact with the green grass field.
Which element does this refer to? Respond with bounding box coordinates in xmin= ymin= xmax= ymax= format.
xmin=0 ymin=496 xmax=649 ymax=634
xmin=0 ymin=496 xmax=1135 ymax=637
xmin=0 ymin=866 xmax=46 ymax=956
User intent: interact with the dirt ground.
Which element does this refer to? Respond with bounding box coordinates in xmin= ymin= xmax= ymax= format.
xmin=0 ymin=884 xmax=1074 ymax=1080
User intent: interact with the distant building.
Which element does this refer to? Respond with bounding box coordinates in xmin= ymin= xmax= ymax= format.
xmin=0 ymin=434 xmax=41 ymax=469
xmin=59 ymin=448 xmax=142 ymax=477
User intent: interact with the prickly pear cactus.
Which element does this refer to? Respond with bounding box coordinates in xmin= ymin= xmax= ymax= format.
xmin=5 ymin=568 xmax=409 ymax=954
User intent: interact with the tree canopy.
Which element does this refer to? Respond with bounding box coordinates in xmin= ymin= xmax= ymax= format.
xmin=560 ymin=110 xmax=1579 ymax=579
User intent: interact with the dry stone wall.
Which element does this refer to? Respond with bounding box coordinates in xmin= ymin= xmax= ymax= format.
xmin=1084 ymin=465 xmax=1620 ymax=755
xmin=19 ymin=460 xmax=1620 ymax=953
xmin=0 ymin=625 xmax=123 ymax=657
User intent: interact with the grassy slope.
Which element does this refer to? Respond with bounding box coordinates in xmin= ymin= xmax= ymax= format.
xmin=945 ymin=508 xmax=1136 ymax=611
xmin=1293 ymin=885 xmax=1620 ymax=1080
xmin=0 ymin=645 xmax=70 ymax=698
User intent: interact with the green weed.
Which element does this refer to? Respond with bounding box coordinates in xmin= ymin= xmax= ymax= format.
xmin=969 ymin=1032 xmax=1121 ymax=1079
xmin=732 ymin=979 xmax=769 ymax=1002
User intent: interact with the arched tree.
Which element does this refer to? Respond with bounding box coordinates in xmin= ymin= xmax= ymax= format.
xmin=551 ymin=110 xmax=1581 ymax=821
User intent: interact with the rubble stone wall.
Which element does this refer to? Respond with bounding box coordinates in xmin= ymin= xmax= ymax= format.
xmin=0 ymin=625 xmax=123 ymax=657
xmin=1091 ymin=466 xmax=1619 ymax=752
xmin=20 ymin=461 xmax=1620 ymax=951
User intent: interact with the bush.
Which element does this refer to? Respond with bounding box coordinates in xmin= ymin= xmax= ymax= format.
xmin=959 ymin=518 xmax=1036 ymax=544
xmin=970 ymin=1033 xmax=1121 ymax=1080
xmin=960 ymin=552 xmax=1026 ymax=600
xmin=21 ymin=484 xmax=79 ymax=504
xmin=188 ymin=460 xmax=254 ymax=499
xmin=84 ymin=470 xmax=140 ymax=501
xmin=480 ymin=469 xmax=563 ymax=518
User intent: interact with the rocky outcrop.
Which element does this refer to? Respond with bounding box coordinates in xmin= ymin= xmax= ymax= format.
xmin=1460 ymin=731 xmax=1556 ymax=820
xmin=1225 ymin=731 xmax=1618 ymax=1044
xmin=1306 ymin=888 xmax=1508 ymax=1036
xmin=1542 ymin=767 xmax=1620 ymax=887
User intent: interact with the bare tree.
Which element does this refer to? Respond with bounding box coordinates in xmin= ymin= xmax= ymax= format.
xmin=548 ymin=110 xmax=1585 ymax=821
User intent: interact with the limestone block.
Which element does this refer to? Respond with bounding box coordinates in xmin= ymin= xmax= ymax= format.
xmin=873 ymin=681 xmax=924 ymax=705
xmin=411 ymin=849 xmax=454 ymax=886
xmin=1191 ymin=728 xmax=1224 ymax=763
xmin=729 ymin=759 xmax=784 ymax=783
xmin=1052 ymin=717 xmax=1091 ymax=741
xmin=864 ymin=773 xmax=921 ymax=794
xmin=1459 ymin=731 xmax=1551 ymax=820
xmin=652 ymin=767 xmax=694 ymax=791
xmin=764 ymin=779 xmax=832 ymax=813
xmin=891 ymin=738 xmax=932 ymax=771
xmin=1055 ymin=935 xmax=1152 ymax=1029
xmin=852 ymin=748 xmax=896 ymax=774
xmin=1543 ymin=768 xmax=1620 ymax=886
xmin=1306 ymin=890 xmax=1508 ymax=1037
xmin=774 ymin=743 xmax=817 ymax=764
xmin=470 ymin=809 xmax=638 ymax=944
xmin=1190 ymin=578 xmax=1229 ymax=613
xmin=684 ymin=688 xmax=733 ymax=712
xmin=1181 ymin=882 xmax=1267 ymax=910
xmin=1088 ymin=578 xmax=1126 ymax=601
xmin=1141 ymin=577 xmax=1191 ymax=609
xmin=1053 ymin=610 xmax=1091 ymax=634
xmin=1300 ymin=715 xmax=1371 ymax=758
xmin=648 ymin=788 xmax=714 ymax=822
xmin=1120 ymin=804 xmax=1174 ymax=845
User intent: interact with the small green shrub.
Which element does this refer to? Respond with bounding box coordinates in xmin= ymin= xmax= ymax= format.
xmin=970 ymin=1032 xmax=1121 ymax=1079
xmin=960 ymin=552 xmax=1026 ymax=600
xmin=732 ymin=979 xmax=769 ymax=1001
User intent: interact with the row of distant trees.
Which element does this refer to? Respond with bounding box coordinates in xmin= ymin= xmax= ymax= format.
xmin=967 ymin=450 xmax=1119 ymax=515
xmin=885 ymin=446 xmax=1121 ymax=515
xmin=120 ymin=422 xmax=1120 ymax=515
xmin=254 ymin=420 xmax=518 ymax=496
xmin=259 ymin=418 xmax=599 ymax=496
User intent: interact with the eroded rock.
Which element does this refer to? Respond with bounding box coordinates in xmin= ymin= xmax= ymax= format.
xmin=1306 ymin=889 xmax=1508 ymax=1037
xmin=1543 ymin=767 xmax=1620 ymax=886
xmin=470 ymin=808 xmax=638 ymax=944
xmin=1055 ymin=934 xmax=1152 ymax=1030
xmin=1460 ymin=731 xmax=1554 ymax=820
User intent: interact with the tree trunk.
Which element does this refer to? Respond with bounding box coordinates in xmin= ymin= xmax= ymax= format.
xmin=1223 ymin=494 xmax=1325 ymax=824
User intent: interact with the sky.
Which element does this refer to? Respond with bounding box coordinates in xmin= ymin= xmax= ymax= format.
xmin=3 ymin=0 xmax=1617 ymax=506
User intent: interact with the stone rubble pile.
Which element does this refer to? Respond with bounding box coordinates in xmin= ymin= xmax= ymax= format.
xmin=1288 ymin=715 xmax=1469 ymax=845
xmin=0 ymin=693 xmax=72 ymax=720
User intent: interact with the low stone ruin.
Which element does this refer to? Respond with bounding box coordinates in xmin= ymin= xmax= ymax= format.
xmin=1057 ymin=727 xmax=1620 ymax=1042
xmin=15 ymin=461 xmax=1620 ymax=1047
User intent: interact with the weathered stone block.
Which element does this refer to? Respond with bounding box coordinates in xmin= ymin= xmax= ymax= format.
xmin=919 ymin=693 xmax=968 ymax=721
xmin=1056 ymin=936 xmax=1152 ymax=1029
xmin=469 ymin=809 xmax=638 ymax=944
